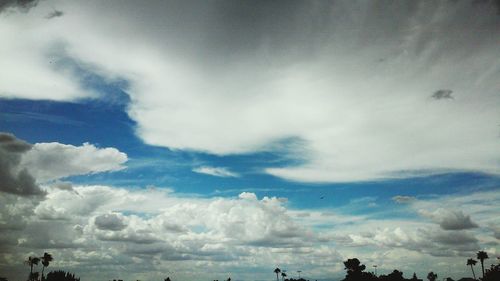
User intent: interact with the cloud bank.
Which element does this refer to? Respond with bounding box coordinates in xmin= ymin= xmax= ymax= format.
xmin=1 ymin=184 xmax=499 ymax=281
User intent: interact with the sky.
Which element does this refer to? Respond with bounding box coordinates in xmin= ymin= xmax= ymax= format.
xmin=0 ymin=0 xmax=499 ymax=280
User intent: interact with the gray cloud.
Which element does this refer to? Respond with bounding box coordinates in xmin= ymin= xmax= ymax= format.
xmin=490 ymin=224 xmax=500 ymax=240
xmin=392 ymin=195 xmax=416 ymax=204
xmin=52 ymin=181 xmax=74 ymax=192
xmin=419 ymin=209 xmax=479 ymax=230
xmin=2 ymin=0 xmax=500 ymax=182
xmin=0 ymin=0 xmax=39 ymax=12
xmin=439 ymin=212 xmax=478 ymax=230
xmin=45 ymin=9 xmax=62 ymax=19
xmin=432 ymin=89 xmax=454 ymax=100
xmin=94 ymin=213 xmax=127 ymax=231
xmin=0 ymin=132 xmax=44 ymax=196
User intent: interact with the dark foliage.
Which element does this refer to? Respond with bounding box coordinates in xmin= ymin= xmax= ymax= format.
xmin=45 ymin=270 xmax=80 ymax=281
xmin=482 ymin=264 xmax=500 ymax=281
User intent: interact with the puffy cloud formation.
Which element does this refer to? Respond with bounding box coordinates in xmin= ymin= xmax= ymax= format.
xmin=0 ymin=1 xmax=499 ymax=182
xmin=1 ymin=184 xmax=499 ymax=281
xmin=20 ymin=142 xmax=128 ymax=182
xmin=0 ymin=131 xmax=126 ymax=196
xmin=94 ymin=213 xmax=127 ymax=231
xmin=419 ymin=209 xmax=479 ymax=230
xmin=192 ymin=166 xmax=239 ymax=178
xmin=0 ymin=133 xmax=43 ymax=196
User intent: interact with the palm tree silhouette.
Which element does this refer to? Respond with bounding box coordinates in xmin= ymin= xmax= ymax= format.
xmin=477 ymin=251 xmax=489 ymax=279
xmin=467 ymin=258 xmax=477 ymax=280
xmin=281 ymin=272 xmax=287 ymax=281
xmin=41 ymin=252 xmax=53 ymax=280
xmin=427 ymin=271 xmax=437 ymax=281
xmin=25 ymin=256 xmax=40 ymax=281
xmin=274 ymin=268 xmax=281 ymax=281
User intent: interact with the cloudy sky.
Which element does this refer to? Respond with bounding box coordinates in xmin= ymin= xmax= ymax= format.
xmin=1 ymin=0 xmax=499 ymax=280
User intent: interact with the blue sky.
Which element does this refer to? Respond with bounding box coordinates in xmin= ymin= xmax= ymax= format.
xmin=3 ymin=95 xmax=497 ymax=210
xmin=0 ymin=1 xmax=499 ymax=281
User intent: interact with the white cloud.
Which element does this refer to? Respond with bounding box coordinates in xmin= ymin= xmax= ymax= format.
xmin=0 ymin=1 xmax=499 ymax=182
xmin=238 ymin=192 xmax=258 ymax=201
xmin=20 ymin=142 xmax=127 ymax=182
xmin=192 ymin=166 xmax=239 ymax=178
xmin=1 ymin=183 xmax=499 ymax=281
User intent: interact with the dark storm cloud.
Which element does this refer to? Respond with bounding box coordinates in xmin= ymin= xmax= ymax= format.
xmin=0 ymin=132 xmax=44 ymax=196
xmin=432 ymin=89 xmax=454 ymax=100
xmin=45 ymin=9 xmax=63 ymax=19
xmin=0 ymin=0 xmax=39 ymax=12
xmin=119 ymin=0 xmax=498 ymax=65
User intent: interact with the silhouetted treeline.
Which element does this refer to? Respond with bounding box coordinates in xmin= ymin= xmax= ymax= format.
xmin=339 ymin=257 xmax=499 ymax=281
xmin=45 ymin=270 xmax=80 ymax=281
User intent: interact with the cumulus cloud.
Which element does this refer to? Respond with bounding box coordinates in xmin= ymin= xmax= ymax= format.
xmin=419 ymin=209 xmax=479 ymax=230
xmin=392 ymin=195 xmax=416 ymax=204
xmin=0 ymin=133 xmax=44 ymax=196
xmin=20 ymin=142 xmax=128 ymax=182
xmin=1 ymin=1 xmax=499 ymax=182
xmin=345 ymin=224 xmax=480 ymax=258
xmin=192 ymin=166 xmax=239 ymax=178
xmin=2 ymin=183 xmax=499 ymax=281
xmin=238 ymin=192 xmax=258 ymax=200
xmin=94 ymin=213 xmax=127 ymax=231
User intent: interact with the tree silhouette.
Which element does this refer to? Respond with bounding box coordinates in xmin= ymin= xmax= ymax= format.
xmin=427 ymin=272 xmax=437 ymax=281
xmin=385 ymin=270 xmax=405 ymax=281
xmin=466 ymin=258 xmax=477 ymax=280
xmin=45 ymin=270 xmax=80 ymax=281
xmin=41 ymin=252 xmax=54 ymax=280
xmin=476 ymin=251 xmax=489 ymax=279
xmin=343 ymin=258 xmax=366 ymax=280
xmin=25 ymin=256 xmax=40 ymax=281
xmin=483 ymin=263 xmax=500 ymax=281
xmin=281 ymin=272 xmax=287 ymax=281
xmin=274 ymin=268 xmax=281 ymax=281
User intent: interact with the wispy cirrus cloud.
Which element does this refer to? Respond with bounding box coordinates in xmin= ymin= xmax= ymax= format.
xmin=192 ymin=166 xmax=239 ymax=178
xmin=392 ymin=195 xmax=416 ymax=204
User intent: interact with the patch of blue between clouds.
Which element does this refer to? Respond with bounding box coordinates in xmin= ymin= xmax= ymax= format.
xmin=1 ymin=54 xmax=499 ymax=219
